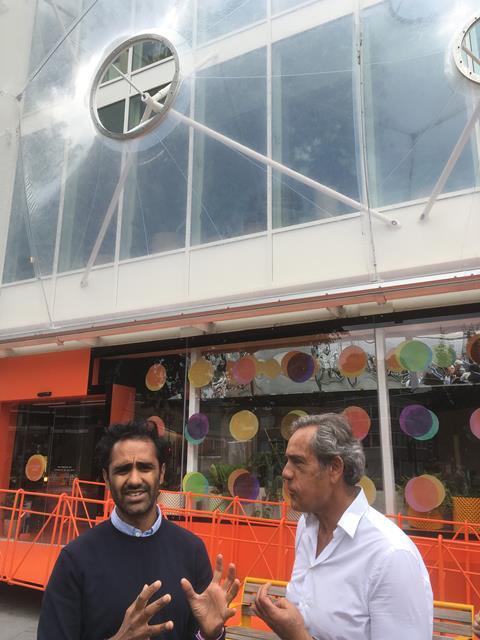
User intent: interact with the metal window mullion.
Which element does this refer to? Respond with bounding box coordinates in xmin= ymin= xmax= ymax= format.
xmin=266 ymin=0 xmax=273 ymax=284
xmin=375 ymin=327 xmax=396 ymax=514
xmin=186 ymin=348 xmax=200 ymax=475
xmin=353 ymin=0 xmax=378 ymax=281
xmin=184 ymin=0 xmax=198 ymax=299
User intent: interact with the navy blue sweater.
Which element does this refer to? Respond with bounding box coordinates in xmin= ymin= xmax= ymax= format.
xmin=37 ymin=519 xmax=213 ymax=640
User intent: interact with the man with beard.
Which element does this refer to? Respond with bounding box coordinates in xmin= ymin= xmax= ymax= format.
xmin=253 ymin=413 xmax=433 ymax=640
xmin=37 ymin=421 xmax=239 ymax=640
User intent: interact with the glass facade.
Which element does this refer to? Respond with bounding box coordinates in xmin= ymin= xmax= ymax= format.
xmin=4 ymin=0 xmax=480 ymax=287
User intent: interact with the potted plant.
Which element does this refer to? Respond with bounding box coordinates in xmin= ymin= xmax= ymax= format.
xmin=207 ymin=463 xmax=242 ymax=512
xmin=444 ymin=468 xmax=480 ymax=533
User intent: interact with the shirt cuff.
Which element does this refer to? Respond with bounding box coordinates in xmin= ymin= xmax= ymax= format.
xmin=195 ymin=628 xmax=225 ymax=640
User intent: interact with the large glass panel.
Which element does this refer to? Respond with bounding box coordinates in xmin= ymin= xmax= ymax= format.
xmin=362 ymin=0 xmax=477 ymax=207
xmin=189 ymin=331 xmax=382 ymax=515
xmin=120 ymin=125 xmax=188 ymax=259
xmin=2 ymin=157 xmax=35 ymax=284
xmin=197 ymin=0 xmax=266 ymax=44
xmin=58 ymin=140 xmax=121 ymax=271
xmin=384 ymin=319 xmax=480 ymax=533
xmin=4 ymin=131 xmax=63 ymax=282
xmin=272 ymin=15 xmax=359 ymax=228
xmin=272 ymin=0 xmax=311 ymax=14
xmin=192 ymin=48 xmax=267 ymax=244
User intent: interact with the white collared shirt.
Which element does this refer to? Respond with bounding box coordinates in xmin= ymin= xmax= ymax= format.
xmin=287 ymin=490 xmax=433 ymax=640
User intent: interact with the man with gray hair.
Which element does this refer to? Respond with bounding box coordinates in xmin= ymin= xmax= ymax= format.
xmin=254 ymin=413 xmax=433 ymax=640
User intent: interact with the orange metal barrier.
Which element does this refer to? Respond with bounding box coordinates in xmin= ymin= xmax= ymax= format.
xmin=0 ymin=484 xmax=479 ymax=610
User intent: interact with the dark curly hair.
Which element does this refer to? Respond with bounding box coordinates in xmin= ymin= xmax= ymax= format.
xmin=96 ymin=420 xmax=168 ymax=472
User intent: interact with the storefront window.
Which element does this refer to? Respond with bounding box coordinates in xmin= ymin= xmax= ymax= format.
xmin=385 ymin=321 xmax=480 ymax=530
xmin=8 ymin=401 xmax=106 ymax=537
xmin=185 ymin=332 xmax=383 ymax=515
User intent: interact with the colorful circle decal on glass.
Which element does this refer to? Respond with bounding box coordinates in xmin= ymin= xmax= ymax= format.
xmin=182 ymin=472 xmax=208 ymax=494
xmin=188 ymin=358 xmax=214 ymax=388
xmin=25 ymin=454 xmax=47 ymax=482
xmin=432 ymin=343 xmax=456 ymax=368
xmin=147 ymin=415 xmax=166 ymax=438
xmin=397 ymin=340 xmax=432 ymax=372
xmin=286 ymin=352 xmax=315 ymax=383
xmin=469 ymin=408 xmax=480 ymax=439
xmin=281 ymin=409 xmax=308 ymax=440
xmin=281 ymin=351 xmax=301 ymax=375
xmin=261 ymin=359 xmax=282 ymax=379
xmin=413 ymin=411 xmax=439 ymax=441
xmin=342 ymin=406 xmax=371 ymax=440
xmin=338 ymin=346 xmax=367 ymax=378
xmin=404 ymin=474 xmax=446 ymax=512
xmin=229 ymin=410 xmax=259 ymax=441
xmin=232 ymin=356 xmax=257 ymax=385
xmin=227 ymin=469 xmax=248 ymax=496
xmin=145 ymin=363 xmax=166 ymax=391
xmin=357 ymin=475 xmax=377 ymax=505
xmin=233 ymin=472 xmax=260 ymax=500
xmin=467 ymin=334 xmax=480 ymax=365
xmin=386 ymin=347 xmax=404 ymax=372
xmin=399 ymin=404 xmax=434 ymax=438
xmin=186 ymin=413 xmax=209 ymax=444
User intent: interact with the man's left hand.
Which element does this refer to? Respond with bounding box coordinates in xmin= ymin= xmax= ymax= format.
xmin=254 ymin=583 xmax=311 ymax=640
xmin=181 ymin=554 xmax=240 ymax=640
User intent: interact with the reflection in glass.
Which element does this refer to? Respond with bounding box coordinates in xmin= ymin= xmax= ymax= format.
xmin=59 ymin=140 xmax=121 ymax=271
xmin=192 ymin=48 xmax=267 ymax=243
xmin=272 ymin=17 xmax=358 ymax=228
xmin=197 ymin=0 xmax=266 ymax=44
xmin=362 ymin=2 xmax=476 ymax=207
xmin=120 ymin=125 xmax=188 ymax=259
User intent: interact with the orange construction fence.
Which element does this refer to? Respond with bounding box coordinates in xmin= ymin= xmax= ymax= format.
xmin=0 ymin=481 xmax=479 ymax=610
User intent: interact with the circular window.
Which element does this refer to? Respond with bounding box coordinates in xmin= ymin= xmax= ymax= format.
xmin=90 ymin=34 xmax=180 ymax=140
xmin=453 ymin=15 xmax=480 ymax=84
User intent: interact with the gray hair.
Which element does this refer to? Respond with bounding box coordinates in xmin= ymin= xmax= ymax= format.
xmin=291 ymin=413 xmax=365 ymax=486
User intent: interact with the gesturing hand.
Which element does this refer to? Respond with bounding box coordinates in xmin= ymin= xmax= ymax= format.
xmin=109 ymin=580 xmax=173 ymax=640
xmin=253 ymin=582 xmax=310 ymax=640
xmin=181 ymin=554 xmax=240 ymax=640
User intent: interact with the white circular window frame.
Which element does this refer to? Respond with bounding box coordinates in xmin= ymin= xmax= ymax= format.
xmin=90 ymin=32 xmax=181 ymax=140
xmin=453 ymin=14 xmax=480 ymax=84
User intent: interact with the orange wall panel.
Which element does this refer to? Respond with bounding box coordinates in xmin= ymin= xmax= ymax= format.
xmin=0 ymin=349 xmax=91 ymax=402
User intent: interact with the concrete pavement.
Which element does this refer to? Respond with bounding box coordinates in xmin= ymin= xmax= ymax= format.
xmin=0 ymin=583 xmax=42 ymax=640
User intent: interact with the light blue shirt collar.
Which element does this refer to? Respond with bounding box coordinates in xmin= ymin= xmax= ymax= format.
xmin=111 ymin=505 xmax=163 ymax=537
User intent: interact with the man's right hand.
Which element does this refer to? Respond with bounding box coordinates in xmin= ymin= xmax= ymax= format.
xmin=108 ymin=581 xmax=173 ymax=640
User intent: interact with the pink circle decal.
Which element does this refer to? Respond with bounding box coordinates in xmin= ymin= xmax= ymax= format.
xmin=147 ymin=415 xmax=166 ymax=438
xmin=404 ymin=475 xmax=446 ymax=512
xmin=232 ymin=356 xmax=256 ymax=385
xmin=469 ymin=409 xmax=480 ymax=439
xmin=342 ymin=406 xmax=371 ymax=440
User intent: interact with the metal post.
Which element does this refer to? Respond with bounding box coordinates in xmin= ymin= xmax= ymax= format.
xmin=375 ymin=328 xmax=396 ymax=514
